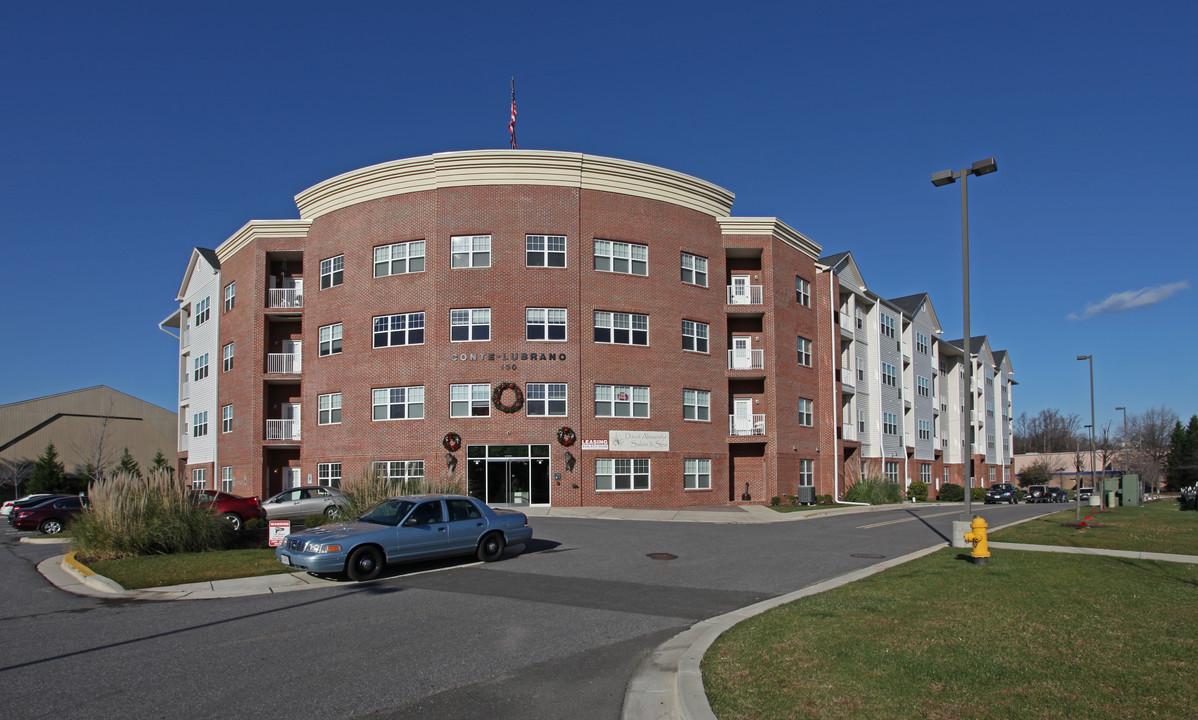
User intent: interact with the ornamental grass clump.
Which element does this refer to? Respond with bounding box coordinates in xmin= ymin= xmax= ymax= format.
xmin=844 ymin=476 xmax=902 ymax=505
xmin=332 ymin=465 xmax=465 ymax=522
xmin=71 ymin=469 xmax=233 ymax=560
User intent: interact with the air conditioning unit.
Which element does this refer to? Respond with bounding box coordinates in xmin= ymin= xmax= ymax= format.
xmin=796 ymin=486 xmax=816 ymax=505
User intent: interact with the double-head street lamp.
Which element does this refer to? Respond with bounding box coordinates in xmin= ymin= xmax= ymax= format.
xmin=1078 ymin=355 xmax=1098 ymax=517
xmin=932 ymin=157 xmax=997 ymax=521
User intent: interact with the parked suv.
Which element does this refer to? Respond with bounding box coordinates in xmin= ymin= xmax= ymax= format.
xmin=1046 ymin=487 xmax=1069 ymax=503
xmin=984 ymin=483 xmax=1021 ymax=504
xmin=1024 ymin=485 xmax=1049 ymax=503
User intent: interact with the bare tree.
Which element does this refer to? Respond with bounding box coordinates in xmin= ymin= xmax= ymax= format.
xmin=0 ymin=460 xmax=34 ymax=501
xmin=1015 ymin=408 xmax=1084 ymax=454
xmin=1126 ymin=405 xmax=1177 ymax=494
xmin=71 ymin=400 xmax=120 ymax=483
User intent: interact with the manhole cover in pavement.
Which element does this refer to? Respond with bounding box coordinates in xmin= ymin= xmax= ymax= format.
xmin=850 ymin=553 xmax=886 ymax=559
xmin=647 ymin=553 xmax=678 ymax=561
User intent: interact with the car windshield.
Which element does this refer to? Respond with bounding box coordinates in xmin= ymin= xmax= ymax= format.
xmin=358 ymin=500 xmax=415 ymax=526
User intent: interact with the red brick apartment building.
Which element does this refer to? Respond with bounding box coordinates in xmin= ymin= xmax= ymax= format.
xmin=161 ymin=150 xmax=1014 ymax=508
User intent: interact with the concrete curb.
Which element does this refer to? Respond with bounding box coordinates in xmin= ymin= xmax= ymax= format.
xmin=989 ymin=542 xmax=1198 ymax=564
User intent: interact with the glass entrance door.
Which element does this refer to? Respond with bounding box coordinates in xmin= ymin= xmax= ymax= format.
xmin=467 ymin=445 xmax=551 ymax=505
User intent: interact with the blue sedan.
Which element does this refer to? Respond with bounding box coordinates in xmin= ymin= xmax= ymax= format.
xmin=276 ymin=494 xmax=533 ymax=581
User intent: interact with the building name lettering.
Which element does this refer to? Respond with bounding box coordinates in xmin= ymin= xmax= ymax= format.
xmin=451 ymin=352 xmax=567 ymax=362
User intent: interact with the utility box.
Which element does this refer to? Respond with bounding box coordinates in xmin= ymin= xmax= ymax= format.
xmin=1120 ymin=474 xmax=1142 ymax=507
xmin=796 ymin=486 xmax=816 ymax=505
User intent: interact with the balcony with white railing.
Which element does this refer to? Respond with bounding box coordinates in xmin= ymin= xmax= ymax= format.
xmin=729 ymin=414 xmax=766 ymax=436
xmin=265 ymin=419 xmax=301 ymax=441
xmin=267 ymin=288 xmax=303 ymax=309
xmin=839 ymin=312 xmax=854 ymax=338
xmin=181 ymin=325 xmax=190 ymax=348
xmin=179 ymin=433 xmax=188 ymax=452
xmin=841 ymin=422 xmax=857 ymax=442
xmin=266 ymin=352 xmax=302 ymax=374
xmin=726 ymin=284 xmax=763 ymax=305
xmin=727 ymin=348 xmax=765 ymax=371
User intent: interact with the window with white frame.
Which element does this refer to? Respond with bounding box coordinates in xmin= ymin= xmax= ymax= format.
xmin=374 ymin=460 xmax=424 ymax=486
xmin=858 ymin=409 xmax=866 ymax=432
xmin=320 ymin=255 xmax=344 ymax=289
xmin=223 ymin=282 xmax=235 ymax=312
xmin=594 ymin=311 xmax=648 ymax=345
xmin=989 ymin=467 xmax=996 ymax=484
xmin=526 ymin=308 xmax=566 ymax=341
xmin=595 ymin=384 xmax=649 ymax=418
xmin=595 ymin=458 xmax=650 ymax=491
xmin=526 ymin=383 xmax=567 ymax=416
xmin=855 ymin=309 xmax=864 ymax=329
xmin=882 ymin=362 xmax=898 ymax=387
xmin=526 ymin=234 xmax=566 ymax=267
xmin=883 ymin=412 xmax=899 ymax=435
xmin=797 ymin=337 xmax=812 ymax=366
xmin=222 ymin=343 xmax=233 ymax=372
xmin=681 ymin=319 xmax=708 ymax=353
xmin=191 ymin=468 xmax=206 ymax=490
xmin=885 ymin=461 xmax=899 ymax=483
xmin=451 ymin=235 xmax=491 ymax=268
xmin=796 ymin=277 xmax=810 ymax=308
xmin=319 ymin=323 xmax=343 ymax=356
xmin=451 ymin=308 xmax=491 ymax=341
xmin=681 ymin=252 xmax=707 ymax=286
xmin=921 ymin=463 xmax=931 ymax=484
xmin=193 ymin=353 xmax=209 ymax=381
xmin=918 ymin=419 xmax=932 ymax=440
xmin=318 ymin=393 xmax=342 ymax=425
xmin=880 ymin=313 xmax=896 ymax=338
xmin=192 ymin=411 xmax=208 ymax=437
xmin=373 ymin=312 xmax=425 ymax=348
xmin=221 ymin=466 xmax=234 ymax=492
xmin=319 ymin=462 xmax=342 ymax=488
xmin=195 ymin=297 xmax=210 ymax=326
xmin=593 ymin=239 xmax=647 ymax=276
xmin=683 ymin=389 xmax=710 ymax=421
xmin=221 ymin=404 xmax=232 ymax=433
xmin=916 ymin=332 xmax=930 ymax=355
xmin=375 ymin=240 xmax=426 ymax=277
xmin=987 ymin=433 xmax=995 ymax=450
xmin=917 ymin=376 xmax=931 ymax=397
xmin=684 ymin=458 xmax=711 ymax=489
xmin=799 ymin=459 xmax=814 ymax=486
xmin=372 ymin=386 xmax=424 ymax=420
xmin=450 ymin=384 xmax=491 ymax=417
xmin=798 ymin=398 xmax=814 ymax=426
xmin=1003 ymin=468 xmax=1010 ymax=483
xmin=944 ymin=468 xmax=950 ymax=485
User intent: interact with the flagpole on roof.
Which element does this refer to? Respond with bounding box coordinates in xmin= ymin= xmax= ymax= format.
xmin=509 ymin=77 xmax=518 ymax=149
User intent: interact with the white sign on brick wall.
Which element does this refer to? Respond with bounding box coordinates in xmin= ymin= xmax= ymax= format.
xmin=609 ymin=430 xmax=670 ymax=452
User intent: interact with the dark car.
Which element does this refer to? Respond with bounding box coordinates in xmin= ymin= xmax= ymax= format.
xmin=9 ymin=495 xmax=87 ymax=534
xmin=191 ymin=490 xmax=267 ymax=531
xmin=277 ymin=494 xmax=533 ymax=581
xmin=1024 ymin=485 xmax=1048 ymax=503
xmin=1046 ymin=487 xmax=1069 ymax=503
xmin=984 ymin=483 xmax=1020 ymax=504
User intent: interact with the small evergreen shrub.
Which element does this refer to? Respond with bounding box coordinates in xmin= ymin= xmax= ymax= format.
xmin=244 ymin=518 xmax=267 ymax=530
xmin=971 ymin=487 xmax=986 ymax=502
xmin=844 ymin=477 xmax=902 ymax=505
xmin=770 ymin=496 xmax=782 ymax=506
xmin=907 ymin=479 xmax=928 ymax=502
xmin=938 ymin=483 xmax=964 ymax=501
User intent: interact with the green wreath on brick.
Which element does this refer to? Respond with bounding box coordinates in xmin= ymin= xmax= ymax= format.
xmin=492 ymin=382 xmax=524 ymax=414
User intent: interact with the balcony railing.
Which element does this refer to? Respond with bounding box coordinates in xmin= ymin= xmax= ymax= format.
xmin=267 ymin=352 xmax=302 ymax=374
xmin=729 ymin=414 xmax=766 ymax=436
xmin=181 ymin=326 xmax=190 ymax=348
xmin=267 ymin=288 xmax=303 ymax=309
xmin=727 ymin=348 xmax=764 ymax=370
xmin=179 ymin=433 xmax=188 ymax=452
xmin=726 ymin=285 xmax=763 ymax=305
xmin=842 ymin=422 xmax=857 ymax=442
xmin=266 ymin=419 xmax=301 ymax=441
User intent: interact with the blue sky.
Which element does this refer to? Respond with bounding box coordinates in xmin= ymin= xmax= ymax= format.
xmin=2 ymin=1 xmax=1194 ymax=433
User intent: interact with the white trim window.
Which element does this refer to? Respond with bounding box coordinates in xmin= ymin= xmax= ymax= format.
xmin=595 ymin=458 xmax=650 ymax=491
xmin=373 ymin=312 xmax=425 ymax=348
xmin=451 ymin=235 xmax=491 ymax=268
xmin=684 ymin=458 xmax=711 ymax=490
xmin=222 ymin=343 xmax=233 ymax=372
xmin=191 ymin=468 xmax=206 ymax=490
xmin=917 ymin=375 xmax=931 ymax=397
xmin=192 ymin=411 xmax=208 ymax=437
xmin=594 ymin=239 xmax=647 ymax=276
xmin=681 ymin=252 xmax=707 ymax=286
xmin=223 ymin=282 xmax=235 ymax=312
xmin=374 ymin=460 xmax=424 ymax=486
xmin=595 ymin=384 xmax=649 ymax=418
xmin=916 ymin=332 xmax=930 ymax=355
xmin=221 ymin=404 xmax=232 ymax=433
xmin=375 ymin=240 xmax=425 ymax=277
xmin=526 ymin=234 xmax=566 ymax=267
xmin=195 ymin=297 xmax=210 ymax=327
xmin=799 ymin=459 xmax=814 ymax=486
xmin=318 ymin=392 xmax=342 ymax=425
xmin=884 ymin=412 xmax=899 ymax=436
xmin=919 ymin=419 xmax=932 ymax=440
xmin=882 ymin=362 xmax=898 ymax=387
xmin=797 ymin=337 xmax=812 ymax=367
xmin=318 ymin=462 xmax=342 ymax=488
xmin=594 ymin=311 xmax=648 ymax=346
xmin=372 ymin=386 xmax=425 ymax=420
xmin=881 ymin=313 xmax=897 ymax=338
xmin=526 ymin=308 xmax=566 ymax=341
xmin=450 ymin=383 xmax=491 ymax=417
xmin=319 ymin=323 xmax=343 ymax=356
xmin=451 ymin=308 xmax=491 ymax=342
xmin=683 ymin=389 xmax=710 ymax=421
xmin=921 ymin=463 xmax=932 ymax=484
xmin=796 ymin=277 xmax=811 ymax=308
xmin=682 ymin=320 xmax=708 ymax=353
xmin=527 ymin=383 xmax=567 ymax=416
xmin=798 ymin=398 xmax=814 ymax=426
xmin=885 ymin=461 xmax=900 ymax=483
xmin=221 ymin=466 xmax=234 ymax=493
xmin=320 ymin=255 xmax=344 ymax=289
xmin=193 ymin=353 xmax=209 ymax=381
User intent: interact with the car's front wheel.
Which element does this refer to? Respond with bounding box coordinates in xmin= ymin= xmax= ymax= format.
xmin=324 ymin=506 xmax=340 ymax=520
xmin=40 ymin=519 xmax=63 ymax=535
xmin=477 ymin=533 xmax=505 ymax=562
xmin=346 ymin=546 xmax=383 ymax=581
xmin=222 ymin=512 xmax=243 ymax=531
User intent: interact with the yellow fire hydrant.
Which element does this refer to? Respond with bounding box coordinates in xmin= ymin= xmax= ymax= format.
xmin=963 ymin=516 xmax=990 ymax=565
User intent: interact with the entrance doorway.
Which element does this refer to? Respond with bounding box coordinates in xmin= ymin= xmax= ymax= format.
xmin=466 ymin=444 xmax=551 ymax=506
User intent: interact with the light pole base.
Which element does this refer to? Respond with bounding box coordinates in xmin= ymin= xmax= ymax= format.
xmin=951 ymin=520 xmax=971 ymax=549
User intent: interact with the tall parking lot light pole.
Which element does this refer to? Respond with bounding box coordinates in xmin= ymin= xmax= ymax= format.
xmin=932 ymin=157 xmax=997 ymax=522
xmin=1078 ymin=355 xmax=1099 ymax=514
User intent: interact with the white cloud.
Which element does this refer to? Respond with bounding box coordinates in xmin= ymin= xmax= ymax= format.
xmin=1068 ymin=281 xmax=1190 ymax=321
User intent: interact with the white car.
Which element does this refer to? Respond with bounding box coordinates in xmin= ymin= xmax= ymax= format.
xmin=1 ymin=494 xmax=58 ymax=517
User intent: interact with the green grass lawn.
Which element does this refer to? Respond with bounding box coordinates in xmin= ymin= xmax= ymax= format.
xmin=704 ymin=549 xmax=1198 ymax=720
xmin=991 ymin=499 xmax=1198 ymax=556
xmin=82 ymin=549 xmax=295 ymax=589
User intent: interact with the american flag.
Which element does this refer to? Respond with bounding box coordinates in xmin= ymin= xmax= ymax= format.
xmin=509 ymin=78 xmax=517 ymax=149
